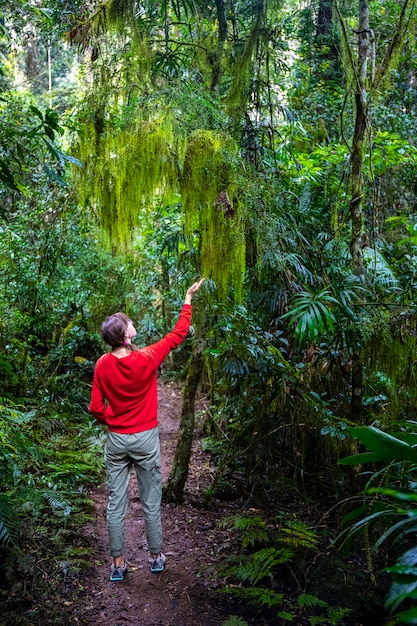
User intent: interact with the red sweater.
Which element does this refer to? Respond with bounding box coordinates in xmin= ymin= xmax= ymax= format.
xmin=89 ymin=304 xmax=192 ymax=434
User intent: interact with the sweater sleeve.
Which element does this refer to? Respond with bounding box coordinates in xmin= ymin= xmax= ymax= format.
xmin=89 ymin=357 xmax=107 ymax=424
xmin=142 ymin=303 xmax=192 ymax=370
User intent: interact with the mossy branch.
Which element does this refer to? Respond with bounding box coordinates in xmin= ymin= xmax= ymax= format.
xmin=372 ymin=0 xmax=416 ymax=92
xmin=334 ymin=1 xmax=359 ymax=96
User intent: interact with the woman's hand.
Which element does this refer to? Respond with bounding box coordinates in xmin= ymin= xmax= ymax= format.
xmin=185 ymin=278 xmax=205 ymax=304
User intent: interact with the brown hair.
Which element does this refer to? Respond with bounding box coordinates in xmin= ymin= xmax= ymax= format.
xmin=101 ymin=312 xmax=137 ymax=351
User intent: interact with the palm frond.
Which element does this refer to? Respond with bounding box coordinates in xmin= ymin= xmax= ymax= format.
xmin=363 ymin=246 xmax=400 ymax=292
xmin=282 ymin=287 xmax=339 ymax=347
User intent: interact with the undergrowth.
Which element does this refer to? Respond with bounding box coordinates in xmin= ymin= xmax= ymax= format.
xmin=0 ymin=396 xmax=105 ymax=616
xmin=218 ymin=512 xmax=351 ymax=625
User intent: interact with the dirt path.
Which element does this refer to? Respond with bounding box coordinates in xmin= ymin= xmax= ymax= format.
xmin=73 ymin=381 xmax=239 ymax=626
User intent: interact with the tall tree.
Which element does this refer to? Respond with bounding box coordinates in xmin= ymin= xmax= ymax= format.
xmin=336 ymin=0 xmax=417 ymax=274
xmin=333 ymin=0 xmax=416 ymax=418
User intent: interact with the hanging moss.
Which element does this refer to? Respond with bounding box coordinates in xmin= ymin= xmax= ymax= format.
xmin=333 ymin=4 xmax=355 ymax=90
xmin=105 ymin=0 xmax=136 ymax=32
xmin=77 ymin=112 xmax=177 ymax=250
xmin=226 ymin=47 xmax=253 ymax=118
xmin=74 ymin=1 xmax=171 ymax=250
xmin=201 ymin=192 xmax=246 ymax=303
xmin=74 ymin=9 xmax=247 ymax=301
xmin=180 ymin=130 xmax=245 ymax=302
xmin=226 ymin=2 xmax=267 ymax=121
xmin=180 ymin=130 xmax=237 ymax=225
xmin=70 ymin=0 xmax=137 ymax=47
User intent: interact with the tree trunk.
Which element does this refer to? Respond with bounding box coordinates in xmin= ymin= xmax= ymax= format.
xmin=160 ymin=260 xmax=173 ymax=333
xmin=349 ymin=0 xmax=370 ymax=277
xmin=316 ymin=0 xmax=333 ymax=38
xmin=348 ymin=1 xmax=369 ymax=415
xmin=163 ymin=340 xmax=204 ymax=502
xmin=350 ymin=350 xmax=363 ymax=420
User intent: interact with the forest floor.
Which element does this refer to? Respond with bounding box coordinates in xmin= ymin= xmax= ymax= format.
xmin=4 ymin=381 xmax=388 ymax=625
xmin=62 ymin=381 xmax=249 ymax=626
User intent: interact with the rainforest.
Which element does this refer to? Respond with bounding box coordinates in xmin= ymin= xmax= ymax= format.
xmin=2 ymin=0 xmax=417 ymax=624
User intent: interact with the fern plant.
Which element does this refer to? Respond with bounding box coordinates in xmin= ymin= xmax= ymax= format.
xmin=0 ymin=397 xmax=103 ymax=587
xmin=218 ymin=512 xmax=349 ymax=624
xmin=224 ymin=546 xmax=294 ymax=586
xmin=218 ymin=514 xmax=269 ymax=548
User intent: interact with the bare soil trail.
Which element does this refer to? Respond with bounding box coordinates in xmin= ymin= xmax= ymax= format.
xmin=72 ymin=381 xmax=241 ymax=626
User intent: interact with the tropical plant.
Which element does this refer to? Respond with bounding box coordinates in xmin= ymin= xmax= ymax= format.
xmin=340 ymin=425 xmax=417 ymax=624
xmin=281 ymin=287 xmax=339 ymax=348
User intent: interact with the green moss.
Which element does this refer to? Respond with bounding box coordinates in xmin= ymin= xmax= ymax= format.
xmin=74 ymin=6 xmax=247 ymax=302
xmin=77 ymin=117 xmax=246 ymax=300
xmin=200 ymin=195 xmax=246 ymax=303
xmin=77 ymin=113 xmax=176 ymax=250
xmin=225 ymin=3 xmax=266 ymax=120
xmin=334 ymin=5 xmax=355 ymax=91
xmin=180 ymin=130 xmax=245 ymax=302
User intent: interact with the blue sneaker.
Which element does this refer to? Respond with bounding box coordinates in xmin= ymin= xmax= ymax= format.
xmin=149 ymin=552 xmax=166 ymax=573
xmin=110 ymin=561 xmax=128 ymax=581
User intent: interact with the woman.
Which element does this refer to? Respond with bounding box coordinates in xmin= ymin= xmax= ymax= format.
xmin=89 ymin=279 xmax=205 ymax=581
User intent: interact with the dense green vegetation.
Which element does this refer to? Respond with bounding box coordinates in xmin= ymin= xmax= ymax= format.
xmin=2 ymin=0 xmax=417 ymax=623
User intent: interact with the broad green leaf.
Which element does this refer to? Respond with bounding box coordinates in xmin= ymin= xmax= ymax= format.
xmin=367 ymin=487 xmax=417 ymax=503
xmin=386 ymin=548 xmax=417 ymax=612
xmin=29 ymin=105 xmax=44 ymax=120
xmin=394 ymin=607 xmax=417 ymax=625
xmin=342 ymin=427 xmax=417 ymax=464
xmin=374 ymin=517 xmax=417 ymax=550
xmin=339 ymin=451 xmax=385 ymax=465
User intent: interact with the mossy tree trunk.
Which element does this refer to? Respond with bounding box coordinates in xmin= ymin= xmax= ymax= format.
xmin=343 ymin=0 xmax=416 ymax=415
xmin=164 ymin=340 xmax=204 ymax=503
xmin=338 ymin=0 xmax=416 ymax=273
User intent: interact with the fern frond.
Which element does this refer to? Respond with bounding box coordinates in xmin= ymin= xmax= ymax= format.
xmin=221 ymin=617 xmax=249 ymax=626
xmin=297 ymin=593 xmax=328 ymax=609
xmin=43 ymin=491 xmax=72 ymax=518
xmin=279 ymin=520 xmax=319 ymax=549
xmin=230 ymin=514 xmax=266 ymax=531
xmin=252 ymin=547 xmax=292 ymax=583
xmin=218 ymin=514 xmax=269 ymax=547
xmin=241 ymin=527 xmax=269 ymax=548
xmin=363 ymin=246 xmax=399 ymax=292
xmin=225 ymin=547 xmax=293 ymax=585
xmin=327 ymin=606 xmax=351 ymax=623
xmin=224 ymin=585 xmax=284 ymax=609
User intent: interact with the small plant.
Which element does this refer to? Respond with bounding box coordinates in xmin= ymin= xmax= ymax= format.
xmin=281 ymin=287 xmax=339 ymax=347
xmin=222 ymin=617 xmax=249 ymax=626
xmin=218 ymin=512 xmax=349 ymax=624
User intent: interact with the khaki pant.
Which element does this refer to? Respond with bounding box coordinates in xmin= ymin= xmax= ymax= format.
xmin=105 ymin=427 xmax=162 ymax=557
